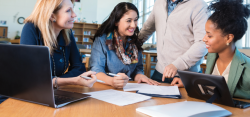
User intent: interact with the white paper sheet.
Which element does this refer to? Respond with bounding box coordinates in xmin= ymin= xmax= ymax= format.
xmin=124 ymin=83 xmax=180 ymax=96
xmin=84 ymin=89 xmax=151 ymax=106
xmin=138 ymin=86 xmax=180 ymax=95
xmin=123 ymin=83 xmax=151 ymax=91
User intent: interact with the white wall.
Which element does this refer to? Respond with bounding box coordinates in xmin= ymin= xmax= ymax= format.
xmin=0 ymin=0 xmax=36 ymax=39
xmin=79 ymin=0 xmax=132 ymax=24
xmin=96 ymin=0 xmax=132 ymax=24
xmin=0 ymin=0 xmax=132 ymax=39
xmin=80 ymin=0 xmax=98 ymax=23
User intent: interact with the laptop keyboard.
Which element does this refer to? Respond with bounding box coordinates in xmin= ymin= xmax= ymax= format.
xmin=54 ymin=95 xmax=75 ymax=105
xmin=233 ymin=100 xmax=250 ymax=108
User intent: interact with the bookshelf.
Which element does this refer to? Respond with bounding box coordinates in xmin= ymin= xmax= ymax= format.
xmin=72 ymin=22 xmax=101 ymax=50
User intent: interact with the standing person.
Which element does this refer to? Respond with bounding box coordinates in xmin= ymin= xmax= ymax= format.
xmin=139 ymin=0 xmax=209 ymax=87
xmin=90 ymin=2 xmax=160 ymax=89
xmin=204 ymin=0 xmax=250 ymax=99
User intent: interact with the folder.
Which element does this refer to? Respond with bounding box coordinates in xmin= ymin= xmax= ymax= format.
xmin=136 ymin=86 xmax=181 ymax=99
xmin=136 ymin=91 xmax=181 ymax=98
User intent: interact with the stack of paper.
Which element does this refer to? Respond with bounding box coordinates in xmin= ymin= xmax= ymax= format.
xmin=123 ymin=83 xmax=181 ymax=98
xmin=84 ymin=89 xmax=151 ymax=106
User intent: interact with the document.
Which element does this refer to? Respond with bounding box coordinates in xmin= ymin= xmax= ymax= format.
xmin=84 ymin=89 xmax=151 ymax=106
xmin=123 ymin=83 xmax=151 ymax=91
xmin=124 ymin=83 xmax=180 ymax=95
xmin=137 ymin=86 xmax=180 ymax=95
xmin=123 ymin=83 xmax=181 ymax=98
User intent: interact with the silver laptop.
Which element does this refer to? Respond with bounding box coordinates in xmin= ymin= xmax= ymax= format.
xmin=0 ymin=44 xmax=90 ymax=108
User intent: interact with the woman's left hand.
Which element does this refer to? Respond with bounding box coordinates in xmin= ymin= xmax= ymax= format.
xmin=134 ymin=74 xmax=161 ymax=85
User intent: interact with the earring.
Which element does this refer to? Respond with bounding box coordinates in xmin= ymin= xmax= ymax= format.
xmin=226 ymin=43 xmax=229 ymax=46
xmin=53 ymin=20 xmax=56 ymax=22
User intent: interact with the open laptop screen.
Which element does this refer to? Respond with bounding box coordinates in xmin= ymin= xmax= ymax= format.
xmin=0 ymin=44 xmax=55 ymax=107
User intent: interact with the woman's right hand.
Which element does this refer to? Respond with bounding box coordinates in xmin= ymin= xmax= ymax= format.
xmin=111 ymin=73 xmax=129 ymax=89
xmin=75 ymin=71 xmax=97 ymax=88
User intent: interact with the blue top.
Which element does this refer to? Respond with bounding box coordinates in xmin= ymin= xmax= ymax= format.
xmin=167 ymin=0 xmax=183 ymax=16
xmin=20 ymin=22 xmax=86 ymax=78
xmin=89 ymin=34 xmax=144 ymax=79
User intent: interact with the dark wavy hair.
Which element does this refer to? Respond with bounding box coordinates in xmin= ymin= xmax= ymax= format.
xmin=208 ymin=0 xmax=250 ymax=42
xmin=93 ymin=2 xmax=143 ymax=51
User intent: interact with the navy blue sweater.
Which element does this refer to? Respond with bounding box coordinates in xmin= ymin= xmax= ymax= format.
xmin=20 ymin=22 xmax=86 ymax=78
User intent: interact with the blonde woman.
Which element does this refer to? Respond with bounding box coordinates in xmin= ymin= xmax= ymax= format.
xmin=20 ymin=0 xmax=97 ymax=88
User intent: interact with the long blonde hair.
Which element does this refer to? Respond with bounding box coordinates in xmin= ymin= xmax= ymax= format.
xmin=25 ymin=0 xmax=75 ymax=54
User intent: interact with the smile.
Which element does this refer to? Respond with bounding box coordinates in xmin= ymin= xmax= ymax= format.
xmin=128 ymin=28 xmax=134 ymax=32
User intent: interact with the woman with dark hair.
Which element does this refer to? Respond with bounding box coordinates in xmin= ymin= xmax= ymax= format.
xmin=203 ymin=0 xmax=250 ymax=99
xmin=90 ymin=2 xmax=160 ymax=88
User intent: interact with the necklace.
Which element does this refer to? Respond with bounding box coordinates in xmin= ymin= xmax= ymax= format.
xmin=51 ymin=47 xmax=67 ymax=77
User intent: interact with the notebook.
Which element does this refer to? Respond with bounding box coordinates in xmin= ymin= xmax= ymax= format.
xmin=136 ymin=101 xmax=232 ymax=117
xmin=124 ymin=83 xmax=181 ymax=98
xmin=136 ymin=86 xmax=181 ymax=98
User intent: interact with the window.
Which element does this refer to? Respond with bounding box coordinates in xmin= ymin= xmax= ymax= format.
xmin=146 ymin=0 xmax=155 ymax=13
xmin=133 ymin=0 xmax=156 ymax=44
xmin=138 ymin=0 xmax=144 ymax=17
xmin=243 ymin=0 xmax=250 ymax=48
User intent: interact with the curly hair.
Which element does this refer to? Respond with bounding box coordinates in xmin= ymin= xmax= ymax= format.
xmin=93 ymin=2 xmax=143 ymax=51
xmin=208 ymin=0 xmax=250 ymax=42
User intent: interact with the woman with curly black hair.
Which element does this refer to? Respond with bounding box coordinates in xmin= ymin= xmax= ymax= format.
xmin=90 ymin=2 xmax=160 ymax=89
xmin=203 ymin=0 xmax=250 ymax=99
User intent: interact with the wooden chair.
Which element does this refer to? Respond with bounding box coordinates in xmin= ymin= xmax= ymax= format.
xmin=142 ymin=54 xmax=157 ymax=77
xmin=64 ymin=57 xmax=89 ymax=74
xmin=82 ymin=57 xmax=90 ymax=71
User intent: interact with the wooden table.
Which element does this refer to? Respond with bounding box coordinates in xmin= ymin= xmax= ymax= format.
xmin=142 ymin=50 xmax=157 ymax=78
xmin=0 ymin=81 xmax=249 ymax=117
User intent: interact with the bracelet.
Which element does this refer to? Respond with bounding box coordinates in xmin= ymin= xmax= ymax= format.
xmin=55 ymin=77 xmax=59 ymax=89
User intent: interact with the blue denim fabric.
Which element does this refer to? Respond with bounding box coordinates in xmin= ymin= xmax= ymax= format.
xmin=90 ymin=34 xmax=144 ymax=79
xmin=167 ymin=0 xmax=183 ymax=16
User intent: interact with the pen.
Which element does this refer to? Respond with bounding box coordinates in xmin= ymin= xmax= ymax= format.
xmin=107 ymin=73 xmax=131 ymax=79
xmin=80 ymin=76 xmax=105 ymax=83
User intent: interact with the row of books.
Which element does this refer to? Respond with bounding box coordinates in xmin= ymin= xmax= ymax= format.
xmin=74 ymin=37 xmax=90 ymax=42
xmin=72 ymin=30 xmax=94 ymax=36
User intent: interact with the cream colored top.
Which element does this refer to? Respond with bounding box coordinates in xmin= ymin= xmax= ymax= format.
xmin=138 ymin=0 xmax=209 ymax=74
xmin=212 ymin=61 xmax=232 ymax=83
